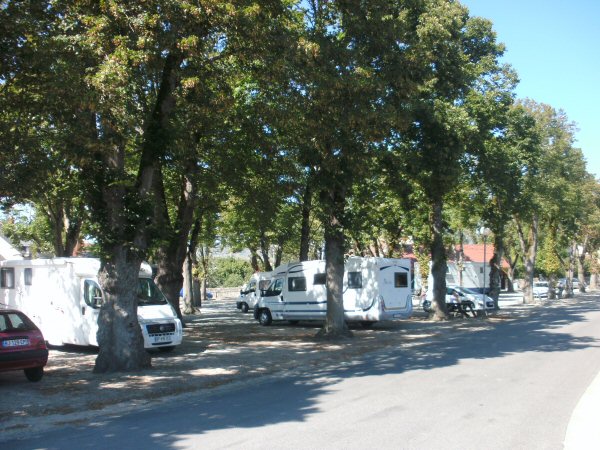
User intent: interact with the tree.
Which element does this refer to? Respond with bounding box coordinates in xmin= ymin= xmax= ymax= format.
xmin=394 ymin=7 xmax=507 ymax=320
xmin=511 ymin=100 xmax=586 ymax=302
xmin=1 ymin=0 xmax=301 ymax=372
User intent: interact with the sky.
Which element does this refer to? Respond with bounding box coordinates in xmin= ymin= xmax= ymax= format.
xmin=460 ymin=0 xmax=600 ymax=179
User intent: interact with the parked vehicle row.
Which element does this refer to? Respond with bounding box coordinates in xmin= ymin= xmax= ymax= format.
xmin=236 ymin=257 xmax=414 ymax=327
xmin=0 ymin=258 xmax=183 ymax=351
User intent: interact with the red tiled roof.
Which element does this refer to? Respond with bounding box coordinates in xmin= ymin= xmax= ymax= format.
xmin=451 ymin=244 xmax=509 ymax=268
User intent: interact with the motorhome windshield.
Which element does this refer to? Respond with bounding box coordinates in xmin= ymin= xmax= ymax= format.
xmin=137 ymin=278 xmax=168 ymax=306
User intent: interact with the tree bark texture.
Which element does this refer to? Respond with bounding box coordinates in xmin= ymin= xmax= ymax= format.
xmin=489 ymin=233 xmax=503 ymax=308
xmin=318 ymin=183 xmax=351 ymax=339
xmin=94 ymin=252 xmax=151 ymax=373
xmin=429 ymin=199 xmax=448 ymax=320
xmin=515 ymin=215 xmax=538 ymax=304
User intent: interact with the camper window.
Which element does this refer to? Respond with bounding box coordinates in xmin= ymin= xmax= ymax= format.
xmin=265 ymin=278 xmax=283 ymax=296
xmin=84 ymin=280 xmax=103 ymax=308
xmin=394 ymin=272 xmax=408 ymax=288
xmin=288 ymin=277 xmax=307 ymax=292
xmin=24 ymin=268 xmax=33 ymax=286
xmin=313 ymin=273 xmax=326 ymax=285
xmin=258 ymin=280 xmax=271 ymax=290
xmin=347 ymin=272 xmax=362 ymax=289
xmin=0 ymin=268 xmax=15 ymax=289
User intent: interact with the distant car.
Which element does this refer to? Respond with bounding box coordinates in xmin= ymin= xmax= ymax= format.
xmin=423 ymin=286 xmax=495 ymax=313
xmin=556 ymin=278 xmax=583 ymax=293
xmin=0 ymin=306 xmax=49 ymax=382
xmin=532 ymin=281 xmax=550 ymax=298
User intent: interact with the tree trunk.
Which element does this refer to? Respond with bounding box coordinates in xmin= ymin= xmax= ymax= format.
xmin=250 ymin=248 xmax=260 ymax=272
xmin=429 ymin=199 xmax=448 ymax=320
xmin=576 ymin=238 xmax=587 ymax=293
xmin=260 ymin=231 xmax=273 ymax=272
xmin=515 ymin=215 xmax=538 ymax=304
xmin=94 ymin=251 xmax=151 ymax=372
xmin=299 ymin=184 xmax=312 ymax=262
xmin=317 ymin=183 xmax=351 ymax=339
xmin=182 ymin=253 xmax=194 ymax=314
xmin=489 ymin=233 xmax=503 ymax=308
xmin=153 ymin=161 xmax=197 ymax=324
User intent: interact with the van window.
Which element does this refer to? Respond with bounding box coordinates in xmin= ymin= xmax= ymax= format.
xmin=347 ymin=272 xmax=362 ymax=289
xmin=137 ymin=278 xmax=168 ymax=305
xmin=0 ymin=268 xmax=15 ymax=289
xmin=289 ymin=277 xmax=307 ymax=292
xmin=313 ymin=273 xmax=326 ymax=285
xmin=265 ymin=278 xmax=283 ymax=296
xmin=24 ymin=268 xmax=33 ymax=286
xmin=394 ymin=272 xmax=408 ymax=288
xmin=258 ymin=279 xmax=271 ymax=290
xmin=84 ymin=280 xmax=103 ymax=308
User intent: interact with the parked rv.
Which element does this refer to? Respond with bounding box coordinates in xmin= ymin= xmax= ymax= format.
xmin=0 ymin=258 xmax=183 ymax=351
xmin=253 ymin=257 xmax=413 ymax=326
xmin=236 ymin=271 xmax=272 ymax=313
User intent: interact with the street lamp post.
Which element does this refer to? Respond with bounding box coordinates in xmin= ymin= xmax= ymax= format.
xmin=477 ymin=226 xmax=492 ymax=317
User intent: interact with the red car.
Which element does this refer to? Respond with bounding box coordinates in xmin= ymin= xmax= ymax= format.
xmin=0 ymin=306 xmax=49 ymax=382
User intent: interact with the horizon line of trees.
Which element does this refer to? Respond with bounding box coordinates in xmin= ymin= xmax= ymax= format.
xmin=1 ymin=0 xmax=598 ymax=373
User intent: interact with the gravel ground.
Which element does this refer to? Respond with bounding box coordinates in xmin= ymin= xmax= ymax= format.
xmin=0 ymin=296 xmax=537 ymax=440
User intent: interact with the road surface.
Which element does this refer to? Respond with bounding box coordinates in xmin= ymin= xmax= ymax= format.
xmin=4 ymin=296 xmax=600 ymax=449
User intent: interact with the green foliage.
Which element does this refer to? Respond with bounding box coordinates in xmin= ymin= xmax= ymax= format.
xmin=208 ymin=257 xmax=253 ymax=288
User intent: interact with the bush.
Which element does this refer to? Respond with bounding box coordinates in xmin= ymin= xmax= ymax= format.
xmin=208 ymin=257 xmax=253 ymax=288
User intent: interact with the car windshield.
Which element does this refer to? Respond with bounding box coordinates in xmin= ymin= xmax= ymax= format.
xmin=137 ymin=278 xmax=168 ymax=306
xmin=534 ymin=282 xmax=548 ymax=287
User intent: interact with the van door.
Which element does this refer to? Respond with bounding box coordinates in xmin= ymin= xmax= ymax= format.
xmin=379 ymin=265 xmax=411 ymax=311
xmin=80 ymin=279 xmax=102 ymax=346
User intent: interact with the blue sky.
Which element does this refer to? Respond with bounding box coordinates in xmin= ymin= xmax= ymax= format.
xmin=460 ymin=0 xmax=599 ymax=179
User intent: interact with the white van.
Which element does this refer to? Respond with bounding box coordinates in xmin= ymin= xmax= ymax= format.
xmin=236 ymin=271 xmax=272 ymax=313
xmin=0 ymin=258 xmax=183 ymax=351
xmin=254 ymin=257 xmax=413 ymax=326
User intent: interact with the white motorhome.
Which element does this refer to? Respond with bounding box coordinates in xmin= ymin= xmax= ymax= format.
xmin=254 ymin=257 xmax=413 ymax=326
xmin=236 ymin=271 xmax=272 ymax=313
xmin=0 ymin=258 xmax=183 ymax=351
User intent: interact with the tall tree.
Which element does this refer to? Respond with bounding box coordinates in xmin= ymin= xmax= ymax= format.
xmin=394 ymin=6 xmax=507 ymax=320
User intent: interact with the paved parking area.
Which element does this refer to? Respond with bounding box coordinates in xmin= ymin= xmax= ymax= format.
xmin=0 ymin=295 xmax=537 ymax=440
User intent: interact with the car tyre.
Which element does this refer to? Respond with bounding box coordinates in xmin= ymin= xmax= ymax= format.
xmin=241 ymin=303 xmax=249 ymax=313
xmin=258 ymin=309 xmax=272 ymax=326
xmin=24 ymin=367 xmax=44 ymax=382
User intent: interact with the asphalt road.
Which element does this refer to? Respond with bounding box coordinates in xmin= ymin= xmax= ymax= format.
xmin=5 ymin=296 xmax=600 ymax=450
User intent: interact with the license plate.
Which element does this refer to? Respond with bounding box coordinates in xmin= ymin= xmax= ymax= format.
xmin=152 ymin=335 xmax=171 ymax=343
xmin=2 ymin=338 xmax=30 ymax=347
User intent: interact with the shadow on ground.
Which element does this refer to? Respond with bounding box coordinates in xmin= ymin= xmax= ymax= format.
xmin=2 ymin=294 xmax=600 ymax=448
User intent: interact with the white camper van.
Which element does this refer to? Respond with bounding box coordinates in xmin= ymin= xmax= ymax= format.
xmin=236 ymin=271 xmax=272 ymax=313
xmin=0 ymin=258 xmax=183 ymax=350
xmin=254 ymin=257 xmax=413 ymax=326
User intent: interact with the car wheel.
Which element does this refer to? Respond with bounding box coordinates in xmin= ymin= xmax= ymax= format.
xmin=258 ymin=309 xmax=272 ymax=326
xmin=158 ymin=346 xmax=175 ymax=353
xmin=241 ymin=303 xmax=249 ymax=313
xmin=24 ymin=367 xmax=44 ymax=382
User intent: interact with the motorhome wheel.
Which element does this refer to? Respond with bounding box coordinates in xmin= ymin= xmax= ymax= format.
xmin=258 ymin=309 xmax=272 ymax=326
xmin=241 ymin=303 xmax=249 ymax=313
